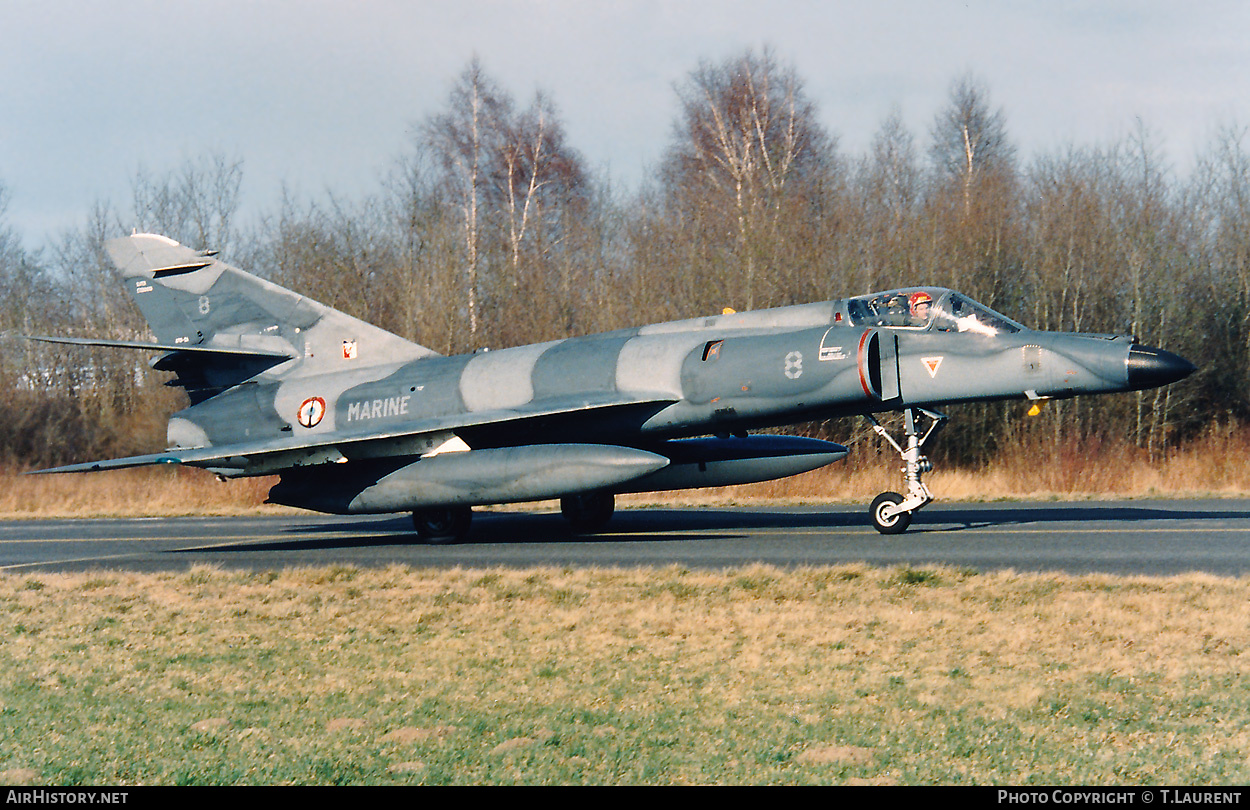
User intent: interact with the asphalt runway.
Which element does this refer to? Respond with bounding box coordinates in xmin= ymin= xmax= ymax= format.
xmin=3 ymin=499 xmax=1249 ymax=576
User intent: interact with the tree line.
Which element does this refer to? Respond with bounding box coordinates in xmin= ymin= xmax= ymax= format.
xmin=1 ymin=49 xmax=1245 ymax=468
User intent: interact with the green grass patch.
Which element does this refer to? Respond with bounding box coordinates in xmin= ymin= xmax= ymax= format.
xmin=0 ymin=565 xmax=1247 ymax=785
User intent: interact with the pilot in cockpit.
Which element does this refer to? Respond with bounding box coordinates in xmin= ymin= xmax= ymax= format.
xmin=908 ymin=291 xmax=933 ymax=326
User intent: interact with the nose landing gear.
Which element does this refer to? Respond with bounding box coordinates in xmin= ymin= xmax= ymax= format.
xmin=864 ymin=408 xmax=946 ymax=534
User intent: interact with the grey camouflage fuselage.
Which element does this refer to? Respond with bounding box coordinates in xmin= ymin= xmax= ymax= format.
xmin=166 ymin=289 xmax=1178 ymax=458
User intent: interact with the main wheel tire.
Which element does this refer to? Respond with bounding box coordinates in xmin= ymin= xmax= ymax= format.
xmin=560 ymin=492 xmax=615 ymax=534
xmin=412 ymin=506 xmax=472 ymax=544
xmin=870 ymin=491 xmax=912 ymax=535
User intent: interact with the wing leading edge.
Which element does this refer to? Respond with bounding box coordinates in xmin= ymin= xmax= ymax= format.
xmin=28 ymin=394 xmax=680 ymax=477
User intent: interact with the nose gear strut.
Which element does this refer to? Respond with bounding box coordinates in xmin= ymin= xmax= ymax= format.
xmin=864 ymin=408 xmax=947 ymax=534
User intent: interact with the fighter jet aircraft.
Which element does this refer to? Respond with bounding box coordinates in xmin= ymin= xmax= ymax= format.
xmin=29 ymin=233 xmax=1195 ymax=540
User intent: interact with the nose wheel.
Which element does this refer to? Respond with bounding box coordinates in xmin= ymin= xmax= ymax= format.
xmin=870 ymin=491 xmax=911 ymax=534
xmin=865 ymin=408 xmax=946 ymax=534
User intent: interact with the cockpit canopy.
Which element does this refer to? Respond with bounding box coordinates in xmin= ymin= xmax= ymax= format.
xmin=845 ymin=288 xmax=1024 ymax=336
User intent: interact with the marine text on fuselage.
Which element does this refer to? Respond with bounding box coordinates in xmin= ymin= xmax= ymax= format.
xmin=346 ymin=395 xmax=412 ymax=422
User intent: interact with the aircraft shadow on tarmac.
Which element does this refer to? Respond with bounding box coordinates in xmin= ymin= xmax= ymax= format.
xmin=906 ymin=504 xmax=1243 ymax=532
xmin=178 ymin=512 xmax=747 ymax=554
xmin=600 ymin=504 xmax=1246 ymax=533
xmin=175 ymin=502 xmax=1246 ymax=554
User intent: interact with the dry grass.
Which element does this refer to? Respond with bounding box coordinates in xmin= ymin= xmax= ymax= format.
xmin=1 ymin=564 xmax=1247 ymax=784
xmin=0 ymin=467 xmax=283 ymax=518
xmin=3 ymin=427 xmax=1249 ymax=518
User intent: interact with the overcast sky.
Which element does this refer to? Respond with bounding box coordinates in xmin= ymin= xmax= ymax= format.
xmin=2 ymin=0 xmax=1247 ymax=248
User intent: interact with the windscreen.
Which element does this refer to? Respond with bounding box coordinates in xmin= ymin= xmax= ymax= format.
xmin=931 ymin=293 xmax=1022 ymax=335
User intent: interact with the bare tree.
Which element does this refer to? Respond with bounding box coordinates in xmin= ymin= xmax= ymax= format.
xmin=421 ymin=58 xmax=513 ymax=341
xmin=921 ymin=73 xmax=1021 ymax=309
xmin=1192 ymin=123 xmax=1250 ymax=420
xmin=866 ymin=108 xmax=921 ymax=226
xmin=852 ymin=108 xmax=923 ymax=292
xmin=131 ymin=151 xmax=243 ymax=252
xmin=499 ymin=92 xmax=587 ymax=271
xmin=419 ymin=58 xmax=590 ymax=346
xmin=380 ymin=152 xmax=465 ymax=352
xmin=929 ymin=73 xmax=1015 ymax=214
xmin=0 ymin=181 xmax=39 ymax=331
xmin=661 ymin=47 xmax=838 ymax=310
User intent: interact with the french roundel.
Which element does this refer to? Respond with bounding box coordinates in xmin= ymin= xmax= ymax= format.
xmin=297 ymin=396 xmax=326 ymax=428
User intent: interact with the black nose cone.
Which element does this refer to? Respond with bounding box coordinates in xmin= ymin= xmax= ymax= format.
xmin=1127 ymin=345 xmax=1196 ymax=390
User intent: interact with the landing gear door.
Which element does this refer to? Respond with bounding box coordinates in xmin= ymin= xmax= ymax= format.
xmin=859 ymin=330 xmax=900 ymax=402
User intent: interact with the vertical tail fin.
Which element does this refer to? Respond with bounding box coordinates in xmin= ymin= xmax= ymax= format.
xmin=107 ymin=233 xmax=439 ymax=369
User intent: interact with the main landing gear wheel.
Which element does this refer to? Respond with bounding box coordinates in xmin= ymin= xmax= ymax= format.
xmin=864 ymin=408 xmax=947 ymax=535
xmin=412 ymin=506 xmax=472 ymax=544
xmin=560 ymin=492 xmax=615 ymax=534
xmin=870 ymin=492 xmax=911 ymax=535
